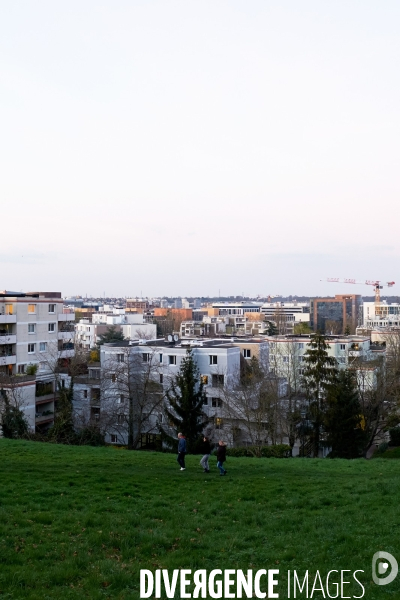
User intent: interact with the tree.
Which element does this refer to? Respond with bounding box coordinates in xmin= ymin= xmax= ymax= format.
xmin=222 ymin=357 xmax=283 ymax=456
xmin=38 ymin=342 xmax=89 ymax=444
xmin=97 ymin=326 xmax=125 ymax=346
xmin=293 ymin=322 xmax=312 ymax=335
xmin=302 ymin=332 xmax=338 ymax=457
xmin=265 ymin=321 xmax=278 ymax=336
xmin=161 ymin=349 xmax=207 ymax=452
xmin=268 ymin=340 xmax=305 ymax=454
xmin=324 ymin=370 xmax=366 ymax=458
xmin=100 ymin=346 xmax=164 ymax=450
xmin=0 ymin=385 xmax=29 ymax=439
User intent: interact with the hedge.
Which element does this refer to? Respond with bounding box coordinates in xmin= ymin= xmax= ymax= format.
xmin=225 ymin=444 xmax=291 ymax=458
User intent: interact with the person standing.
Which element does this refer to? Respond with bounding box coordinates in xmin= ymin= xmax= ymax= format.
xmin=177 ymin=433 xmax=187 ymax=471
xmin=200 ymin=436 xmax=211 ymax=473
xmin=216 ymin=440 xmax=227 ymax=476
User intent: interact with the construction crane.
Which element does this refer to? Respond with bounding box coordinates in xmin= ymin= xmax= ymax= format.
xmin=321 ymin=278 xmax=395 ymax=306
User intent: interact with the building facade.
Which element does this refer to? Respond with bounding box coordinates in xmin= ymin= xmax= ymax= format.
xmin=0 ymin=291 xmax=74 ymax=433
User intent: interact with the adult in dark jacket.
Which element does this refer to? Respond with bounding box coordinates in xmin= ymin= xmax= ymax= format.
xmin=199 ymin=436 xmax=212 ymax=473
xmin=177 ymin=433 xmax=187 ymax=470
xmin=216 ymin=441 xmax=227 ymax=476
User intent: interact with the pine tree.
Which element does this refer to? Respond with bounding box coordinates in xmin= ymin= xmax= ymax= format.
xmin=324 ymin=370 xmax=366 ymax=458
xmin=97 ymin=326 xmax=125 ymax=346
xmin=302 ymin=332 xmax=338 ymax=457
xmin=161 ymin=349 xmax=207 ymax=452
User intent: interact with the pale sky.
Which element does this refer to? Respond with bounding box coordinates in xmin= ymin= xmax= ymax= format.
xmin=1 ymin=1 xmax=399 ymax=298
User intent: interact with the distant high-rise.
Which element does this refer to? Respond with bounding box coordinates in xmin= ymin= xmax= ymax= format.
xmin=310 ymin=294 xmax=361 ymax=334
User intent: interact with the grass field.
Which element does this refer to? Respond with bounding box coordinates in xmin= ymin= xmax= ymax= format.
xmin=0 ymin=440 xmax=400 ymax=599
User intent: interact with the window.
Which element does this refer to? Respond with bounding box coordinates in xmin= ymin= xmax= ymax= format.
xmin=111 ymin=374 xmax=116 ymax=382
xmin=117 ymin=414 xmax=124 ymax=424
xmin=298 ymin=343 xmax=304 ymax=349
xmin=110 ymin=434 xmax=118 ymax=443
xmin=160 ymin=374 xmax=164 ymax=384
xmin=212 ymin=397 xmax=222 ymax=408
xmin=48 ymin=304 xmax=56 ymax=313
xmin=212 ymin=374 xmax=224 ymax=387
xmin=5 ymin=304 xmax=13 ymax=315
xmin=39 ymin=342 xmax=47 ymax=352
xmin=243 ymin=349 xmax=251 ymax=358
xmin=159 ymin=353 xmax=163 ymax=363
xmin=209 ymin=355 xmax=218 ymax=365
xmin=48 ymin=323 xmax=56 ymax=333
xmin=201 ymin=375 xmax=208 ymax=385
xmin=118 ymin=395 xmax=125 ymax=404
xmin=83 ymin=390 xmax=88 ymax=398
xmin=18 ymin=364 xmax=26 ymax=374
xmin=116 ymin=354 xmax=124 ymax=362
xmin=215 ymin=417 xmax=223 ymax=429
xmin=142 ymin=353 xmax=150 ymax=362
xmin=28 ymin=304 xmax=36 ymax=314
xmin=203 ymin=397 xmax=208 ymax=405
xmin=28 ymin=324 xmax=36 ymax=334
xmin=282 ymin=356 xmax=289 ymax=363
xmin=340 ymin=344 xmax=346 ymax=350
xmin=168 ymin=355 xmax=176 ymax=365
xmin=28 ymin=343 xmax=35 ymax=354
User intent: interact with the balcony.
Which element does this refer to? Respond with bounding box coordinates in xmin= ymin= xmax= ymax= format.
xmin=58 ymin=330 xmax=75 ymax=340
xmin=58 ymin=314 xmax=75 ymax=322
xmin=59 ymin=349 xmax=75 ymax=358
xmin=35 ymin=412 xmax=54 ymax=424
xmin=36 ymin=394 xmax=57 ymax=405
xmin=0 ymin=315 xmax=16 ymax=324
xmin=0 ymin=354 xmax=16 ymax=366
xmin=0 ymin=334 xmax=16 ymax=345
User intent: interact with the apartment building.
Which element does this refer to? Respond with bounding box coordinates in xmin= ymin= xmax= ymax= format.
xmin=0 ymin=291 xmax=74 ymax=432
xmin=75 ymin=315 xmax=157 ymax=349
xmin=267 ymin=334 xmax=382 ymax=390
xmin=361 ymin=301 xmax=400 ymax=329
xmin=73 ymin=335 xmax=274 ymax=447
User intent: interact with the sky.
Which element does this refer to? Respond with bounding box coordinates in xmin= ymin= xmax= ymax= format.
xmin=1 ymin=1 xmax=400 ymax=298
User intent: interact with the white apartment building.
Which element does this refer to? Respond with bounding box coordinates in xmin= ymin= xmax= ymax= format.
xmin=361 ymin=302 xmax=400 ymax=329
xmin=0 ymin=291 xmax=74 ymax=433
xmin=73 ymin=336 xmax=273 ymax=447
xmin=75 ymin=315 xmax=157 ymax=349
xmin=267 ymin=334 xmax=382 ymax=391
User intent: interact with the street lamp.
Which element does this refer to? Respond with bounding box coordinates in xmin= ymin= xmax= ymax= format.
xmin=300 ymin=406 xmax=307 ymax=457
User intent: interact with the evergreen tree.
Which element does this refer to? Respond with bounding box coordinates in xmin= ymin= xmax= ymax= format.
xmin=265 ymin=321 xmax=278 ymax=336
xmin=97 ymin=326 xmax=125 ymax=346
xmin=161 ymin=349 xmax=207 ymax=452
xmin=302 ymin=332 xmax=338 ymax=457
xmin=324 ymin=370 xmax=366 ymax=458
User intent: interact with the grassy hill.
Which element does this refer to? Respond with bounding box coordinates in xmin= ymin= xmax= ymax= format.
xmin=0 ymin=440 xmax=399 ymax=599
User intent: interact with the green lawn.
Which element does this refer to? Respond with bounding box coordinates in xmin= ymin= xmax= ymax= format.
xmin=0 ymin=440 xmax=399 ymax=599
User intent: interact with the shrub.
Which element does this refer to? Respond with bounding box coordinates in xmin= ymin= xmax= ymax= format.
xmin=377 ymin=442 xmax=389 ymax=455
xmin=26 ymin=363 xmax=38 ymax=376
xmin=389 ymin=428 xmax=400 ymax=447
xmin=226 ymin=444 xmax=291 ymax=458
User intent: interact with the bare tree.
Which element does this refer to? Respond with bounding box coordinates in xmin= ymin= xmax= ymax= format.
xmin=269 ymin=340 xmax=304 ymax=453
xmin=100 ymin=346 xmax=164 ymax=449
xmin=221 ymin=358 xmax=284 ymax=455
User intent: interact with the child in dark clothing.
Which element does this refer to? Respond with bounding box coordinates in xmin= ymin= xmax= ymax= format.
xmin=216 ymin=440 xmax=227 ymax=476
